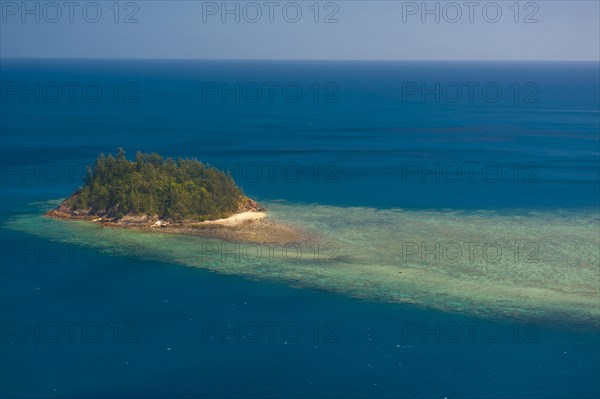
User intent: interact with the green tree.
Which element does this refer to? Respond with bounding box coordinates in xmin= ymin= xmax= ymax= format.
xmin=67 ymin=149 xmax=245 ymax=222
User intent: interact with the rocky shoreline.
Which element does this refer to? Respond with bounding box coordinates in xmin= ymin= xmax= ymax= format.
xmin=44 ymin=196 xmax=309 ymax=244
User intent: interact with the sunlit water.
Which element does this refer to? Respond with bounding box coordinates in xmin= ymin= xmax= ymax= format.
xmin=2 ymin=60 xmax=599 ymax=397
xmin=8 ymin=199 xmax=599 ymax=329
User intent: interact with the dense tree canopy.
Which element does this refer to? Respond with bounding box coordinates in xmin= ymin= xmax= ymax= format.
xmin=69 ymin=148 xmax=244 ymax=221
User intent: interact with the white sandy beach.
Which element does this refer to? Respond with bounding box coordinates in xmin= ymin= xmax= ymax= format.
xmin=197 ymin=211 xmax=267 ymax=227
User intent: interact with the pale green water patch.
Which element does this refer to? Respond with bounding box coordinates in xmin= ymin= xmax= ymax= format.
xmin=5 ymin=200 xmax=600 ymax=328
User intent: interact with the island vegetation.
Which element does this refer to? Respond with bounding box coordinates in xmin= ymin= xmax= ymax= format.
xmin=45 ymin=149 xmax=309 ymax=244
xmin=50 ymin=148 xmax=259 ymax=222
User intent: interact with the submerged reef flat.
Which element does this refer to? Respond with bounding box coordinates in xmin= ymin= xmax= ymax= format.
xmin=11 ymin=200 xmax=600 ymax=329
xmin=46 ymin=205 xmax=309 ymax=245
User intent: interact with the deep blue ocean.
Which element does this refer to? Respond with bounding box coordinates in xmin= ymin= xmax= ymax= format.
xmin=1 ymin=59 xmax=599 ymax=398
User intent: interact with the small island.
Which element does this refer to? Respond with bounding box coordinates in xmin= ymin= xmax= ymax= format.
xmin=46 ymin=149 xmax=306 ymax=244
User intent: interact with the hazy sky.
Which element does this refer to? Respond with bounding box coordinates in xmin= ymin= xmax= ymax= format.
xmin=1 ymin=1 xmax=598 ymax=60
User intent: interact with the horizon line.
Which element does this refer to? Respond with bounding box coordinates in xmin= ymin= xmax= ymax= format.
xmin=2 ymin=56 xmax=599 ymax=62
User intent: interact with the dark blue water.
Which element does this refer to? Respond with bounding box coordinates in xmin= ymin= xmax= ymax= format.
xmin=1 ymin=59 xmax=599 ymax=398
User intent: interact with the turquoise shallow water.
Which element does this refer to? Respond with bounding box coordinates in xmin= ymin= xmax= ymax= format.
xmin=6 ymin=200 xmax=600 ymax=329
